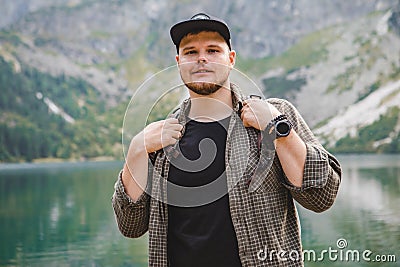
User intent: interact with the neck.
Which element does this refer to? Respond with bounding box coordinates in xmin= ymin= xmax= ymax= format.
xmin=188 ymin=83 xmax=233 ymax=122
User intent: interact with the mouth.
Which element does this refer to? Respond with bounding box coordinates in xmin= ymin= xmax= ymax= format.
xmin=192 ymin=69 xmax=213 ymax=74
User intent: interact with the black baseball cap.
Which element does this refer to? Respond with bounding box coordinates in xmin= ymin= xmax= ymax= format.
xmin=170 ymin=13 xmax=231 ymax=52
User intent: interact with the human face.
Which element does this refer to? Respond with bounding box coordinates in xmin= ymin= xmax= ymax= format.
xmin=176 ymin=31 xmax=236 ymax=96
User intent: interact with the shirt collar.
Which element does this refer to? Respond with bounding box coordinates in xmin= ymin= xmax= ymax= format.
xmin=177 ymin=82 xmax=244 ymax=124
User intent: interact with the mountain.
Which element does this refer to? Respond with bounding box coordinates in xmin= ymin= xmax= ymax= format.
xmin=0 ymin=0 xmax=399 ymax=162
xmin=254 ymin=7 xmax=400 ymax=153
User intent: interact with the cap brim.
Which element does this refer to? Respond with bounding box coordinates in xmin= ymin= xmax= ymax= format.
xmin=170 ymin=19 xmax=231 ymax=48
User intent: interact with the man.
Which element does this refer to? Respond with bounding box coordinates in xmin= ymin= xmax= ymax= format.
xmin=112 ymin=13 xmax=341 ymax=267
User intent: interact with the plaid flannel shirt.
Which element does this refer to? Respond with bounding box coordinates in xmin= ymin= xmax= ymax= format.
xmin=112 ymin=84 xmax=341 ymax=267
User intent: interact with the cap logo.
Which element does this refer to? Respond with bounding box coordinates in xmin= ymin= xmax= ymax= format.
xmin=191 ymin=13 xmax=210 ymax=20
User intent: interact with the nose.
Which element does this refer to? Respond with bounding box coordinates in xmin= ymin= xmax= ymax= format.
xmin=197 ymin=52 xmax=208 ymax=63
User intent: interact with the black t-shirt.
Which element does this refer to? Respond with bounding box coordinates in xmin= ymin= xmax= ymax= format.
xmin=167 ymin=116 xmax=242 ymax=267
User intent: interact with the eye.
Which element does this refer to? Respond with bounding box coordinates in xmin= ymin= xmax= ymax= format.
xmin=207 ymin=49 xmax=219 ymax=53
xmin=184 ymin=50 xmax=197 ymax=55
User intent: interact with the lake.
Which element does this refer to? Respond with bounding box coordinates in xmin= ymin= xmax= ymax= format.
xmin=0 ymin=155 xmax=399 ymax=267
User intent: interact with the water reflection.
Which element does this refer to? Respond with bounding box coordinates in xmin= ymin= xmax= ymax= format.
xmin=299 ymin=154 xmax=400 ymax=266
xmin=0 ymin=161 xmax=148 ymax=267
xmin=0 ymin=155 xmax=399 ymax=267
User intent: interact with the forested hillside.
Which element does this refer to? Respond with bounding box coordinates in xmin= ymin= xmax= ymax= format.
xmin=0 ymin=57 xmax=124 ymax=162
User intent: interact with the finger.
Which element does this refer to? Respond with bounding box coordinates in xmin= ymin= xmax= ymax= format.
xmin=243 ymin=99 xmax=256 ymax=105
xmin=165 ymin=118 xmax=182 ymax=127
xmin=165 ymin=118 xmax=179 ymax=124
xmin=240 ymin=107 xmax=246 ymax=120
xmin=241 ymin=105 xmax=251 ymax=118
xmin=167 ymin=125 xmax=183 ymax=136
xmin=171 ymin=130 xmax=182 ymax=140
xmin=161 ymin=129 xmax=178 ymax=143
xmin=240 ymin=110 xmax=250 ymax=127
xmin=241 ymin=105 xmax=255 ymax=118
xmin=242 ymin=118 xmax=250 ymax=128
xmin=164 ymin=118 xmax=180 ymax=129
xmin=247 ymin=102 xmax=258 ymax=111
xmin=161 ymin=138 xmax=177 ymax=148
xmin=163 ymin=126 xmax=182 ymax=139
xmin=173 ymin=123 xmax=184 ymax=132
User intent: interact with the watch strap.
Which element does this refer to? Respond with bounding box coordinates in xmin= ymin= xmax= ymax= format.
xmin=265 ymin=114 xmax=288 ymax=135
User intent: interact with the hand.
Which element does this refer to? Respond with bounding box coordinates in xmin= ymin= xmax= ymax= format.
xmin=240 ymin=99 xmax=281 ymax=130
xmin=143 ymin=118 xmax=183 ymax=153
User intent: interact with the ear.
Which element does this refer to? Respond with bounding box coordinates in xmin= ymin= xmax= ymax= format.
xmin=229 ymin=50 xmax=236 ymax=69
xmin=175 ymin=55 xmax=180 ymax=63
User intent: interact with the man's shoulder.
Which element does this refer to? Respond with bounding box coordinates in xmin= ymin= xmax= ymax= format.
xmin=266 ymin=97 xmax=293 ymax=106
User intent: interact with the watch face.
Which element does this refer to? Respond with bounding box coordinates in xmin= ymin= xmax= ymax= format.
xmin=276 ymin=120 xmax=291 ymax=137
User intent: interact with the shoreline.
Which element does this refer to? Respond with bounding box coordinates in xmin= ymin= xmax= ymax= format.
xmin=0 ymin=156 xmax=121 ymax=165
xmin=0 ymin=157 xmax=124 ymax=171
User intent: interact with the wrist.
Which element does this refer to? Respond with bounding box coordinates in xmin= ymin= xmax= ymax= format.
xmin=121 ymin=164 xmax=145 ymax=201
xmin=267 ymin=103 xmax=281 ymax=120
xmin=129 ymin=131 xmax=151 ymax=156
xmin=121 ymin=164 xmax=133 ymax=183
xmin=260 ymin=111 xmax=282 ymax=131
xmin=264 ymin=114 xmax=293 ymax=140
xmin=263 ymin=106 xmax=281 ymax=130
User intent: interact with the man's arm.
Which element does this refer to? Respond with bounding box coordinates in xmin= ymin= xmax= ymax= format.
xmin=241 ymin=98 xmax=341 ymax=212
xmin=112 ymin=170 xmax=150 ymax=238
xmin=112 ymin=118 xmax=183 ymax=237
xmin=241 ymin=99 xmax=307 ymax=187
xmin=274 ymin=129 xmax=307 ymax=187
xmin=273 ymin=98 xmax=341 ymax=212
xmin=121 ymin=131 xmax=150 ymax=201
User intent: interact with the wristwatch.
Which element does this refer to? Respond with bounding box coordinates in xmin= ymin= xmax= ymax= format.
xmin=265 ymin=114 xmax=292 ymax=140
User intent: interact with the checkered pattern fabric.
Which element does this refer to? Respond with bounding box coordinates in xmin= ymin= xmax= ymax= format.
xmin=112 ymin=84 xmax=341 ymax=267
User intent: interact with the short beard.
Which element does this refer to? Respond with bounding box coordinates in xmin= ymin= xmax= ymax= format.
xmin=185 ymin=82 xmax=222 ymax=96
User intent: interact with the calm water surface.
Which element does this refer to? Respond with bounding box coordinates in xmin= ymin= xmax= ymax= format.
xmin=0 ymin=155 xmax=399 ymax=267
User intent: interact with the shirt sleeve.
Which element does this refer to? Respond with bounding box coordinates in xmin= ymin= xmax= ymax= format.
xmin=111 ymin=170 xmax=150 ymax=237
xmin=268 ymin=98 xmax=342 ymax=213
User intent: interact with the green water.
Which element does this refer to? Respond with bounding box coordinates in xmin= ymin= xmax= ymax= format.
xmin=0 ymin=155 xmax=399 ymax=266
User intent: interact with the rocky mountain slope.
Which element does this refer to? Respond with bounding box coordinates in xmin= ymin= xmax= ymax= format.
xmin=0 ymin=0 xmax=399 ymax=161
xmin=1 ymin=0 xmax=397 ymax=104
xmin=265 ymin=9 xmax=400 ymax=152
